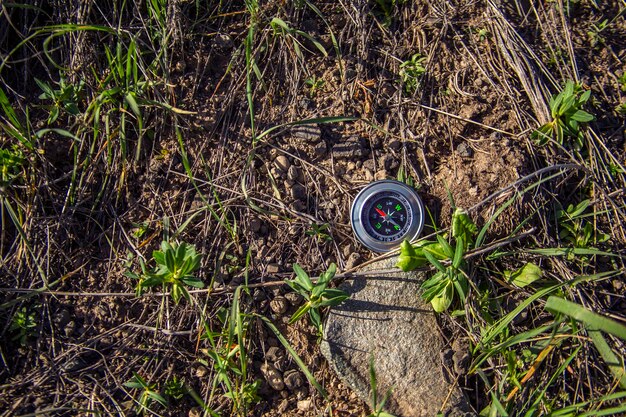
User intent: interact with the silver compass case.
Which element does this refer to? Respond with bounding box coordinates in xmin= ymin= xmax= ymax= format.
xmin=350 ymin=180 xmax=425 ymax=253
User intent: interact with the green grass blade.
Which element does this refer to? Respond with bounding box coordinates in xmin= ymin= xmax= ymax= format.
xmin=257 ymin=314 xmax=327 ymax=399
xmin=544 ymin=297 xmax=626 ymax=340
xmin=588 ymin=327 xmax=626 ymax=389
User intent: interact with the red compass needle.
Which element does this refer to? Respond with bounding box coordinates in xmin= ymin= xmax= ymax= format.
xmin=375 ymin=208 xmax=387 ymax=217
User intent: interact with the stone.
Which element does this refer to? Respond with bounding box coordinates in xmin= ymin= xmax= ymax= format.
xmin=344 ymin=252 xmax=361 ymax=270
xmin=321 ymin=257 xmax=472 ymax=417
xmin=283 ymin=370 xmax=304 ymax=390
xmin=297 ymin=399 xmax=313 ymax=412
xmin=274 ymin=155 xmax=290 ymax=172
xmin=266 ymin=346 xmax=285 ymax=363
xmin=313 ymin=141 xmax=327 ymax=157
xmin=266 ymin=263 xmax=280 ymax=274
xmin=291 ymin=124 xmax=321 ymax=143
xmin=250 ymin=217 xmax=262 ymax=233
xmin=270 ymin=296 xmax=289 ymax=315
xmin=284 ymin=292 xmax=303 ymax=306
xmin=457 ymin=142 xmax=473 ymax=158
xmin=261 ymin=363 xmax=285 ymax=391
xmin=332 ymin=136 xmax=368 ymax=159
xmin=290 ymin=184 xmax=307 ymax=201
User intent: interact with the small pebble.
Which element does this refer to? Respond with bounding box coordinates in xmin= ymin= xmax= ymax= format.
xmin=261 ymin=363 xmax=285 ymax=391
xmin=290 ymin=184 xmax=307 ymax=201
xmin=274 ymin=155 xmax=290 ymax=172
xmin=297 ymin=399 xmax=313 ymax=412
xmin=195 ymin=365 xmax=209 ymax=378
xmin=266 ymin=346 xmax=284 ymax=362
xmin=283 ymin=370 xmax=304 ymax=390
xmin=250 ymin=218 xmax=262 ymax=233
xmin=270 ymin=296 xmax=289 ymax=315
xmin=284 ymin=292 xmax=303 ymax=306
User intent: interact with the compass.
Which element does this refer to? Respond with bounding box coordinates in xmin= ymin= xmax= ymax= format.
xmin=351 ymin=180 xmax=425 ymax=253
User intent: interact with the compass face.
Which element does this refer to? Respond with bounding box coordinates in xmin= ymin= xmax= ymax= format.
xmin=351 ymin=180 xmax=425 ymax=252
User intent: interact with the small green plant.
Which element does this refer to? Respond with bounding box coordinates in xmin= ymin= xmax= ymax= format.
xmin=397 ymin=208 xmax=477 ymax=313
xmin=616 ymin=102 xmax=626 ymax=116
xmin=35 ymin=76 xmax=82 ymax=125
xmin=531 ymin=81 xmax=594 ymax=149
xmin=200 ymin=305 xmax=260 ymax=415
xmin=587 ymin=18 xmax=608 ymax=47
xmin=9 ymin=306 xmax=38 ymax=345
xmin=305 ymin=223 xmax=332 ymax=242
xmin=286 ymin=263 xmax=348 ymax=334
xmin=367 ymin=356 xmax=395 ymax=417
xmin=474 ymin=27 xmax=491 ymax=42
xmin=124 ymin=372 xmax=168 ymax=414
xmin=556 ymin=200 xmax=609 ymax=260
xmin=0 ymin=146 xmax=24 ymax=187
xmin=371 ymin=0 xmax=405 ymax=27
xmin=269 ymin=17 xmax=328 ymax=61
xmin=304 ymin=75 xmax=325 ymax=97
xmin=399 ymin=53 xmax=426 ymax=95
xmin=127 ymin=241 xmax=204 ymax=304
xmin=164 ymin=376 xmax=186 ymax=400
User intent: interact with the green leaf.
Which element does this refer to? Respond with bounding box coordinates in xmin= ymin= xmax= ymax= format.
xmin=570 ymin=110 xmax=594 ymax=123
xmin=289 ymin=302 xmax=311 ymax=324
xmin=396 ymin=240 xmax=428 ymax=271
xmin=588 ymin=327 xmax=626 ymax=389
xmin=147 ymin=391 xmax=168 ymax=407
xmin=309 ymin=307 xmax=321 ymax=331
xmin=125 ymin=92 xmax=141 ymax=118
xmin=319 ymin=293 xmax=348 ymax=307
xmin=431 ymin=282 xmax=453 ymax=313
xmin=182 ymin=277 xmax=205 ymax=288
xmin=423 ymin=248 xmax=446 ymax=273
xmin=544 ymin=297 xmax=626 ymax=341
xmin=504 ymin=262 xmax=542 ymax=288
xmin=293 ymin=263 xmax=313 ymax=291
xmin=451 ymin=208 xmax=477 ymax=246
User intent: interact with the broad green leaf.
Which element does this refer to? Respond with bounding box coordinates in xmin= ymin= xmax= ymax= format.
xmin=545 ymin=297 xmax=626 ymax=340
xmin=319 ymin=292 xmax=348 ymax=307
xmin=451 ymin=208 xmax=477 ymax=246
xmin=289 ymin=302 xmax=311 ymax=324
xmin=504 ymin=262 xmax=542 ymax=288
xmin=431 ymin=282 xmax=453 ymax=313
xmin=182 ymin=277 xmax=205 ymax=288
xmin=293 ymin=263 xmax=313 ymax=291
xmin=309 ymin=307 xmax=321 ymax=330
xmin=588 ymin=327 xmax=626 ymax=389
xmin=423 ymin=248 xmax=446 ymax=273
xmin=570 ymin=110 xmax=594 ymax=123
xmin=396 ymin=240 xmax=428 ymax=271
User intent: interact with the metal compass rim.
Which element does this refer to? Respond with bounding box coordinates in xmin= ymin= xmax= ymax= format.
xmin=350 ymin=179 xmax=425 ymax=253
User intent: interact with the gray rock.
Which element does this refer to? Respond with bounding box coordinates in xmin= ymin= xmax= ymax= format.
xmin=290 ymin=184 xmax=307 ymax=201
xmin=283 ymin=370 xmax=304 ymax=390
xmin=321 ymin=257 xmax=472 ymax=417
xmin=261 ymin=363 xmax=285 ymax=391
xmin=291 ymin=124 xmax=321 ymax=143
xmin=270 ymin=296 xmax=289 ymax=315
xmin=274 ymin=155 xmax=290 ymax=172
xmin=332 ymin=136 xmax=368 ymax=159
xmin=457 ymin=142 xmax=473 ymax=158
xmin=297 ymin=399 xmax=313 ymax=412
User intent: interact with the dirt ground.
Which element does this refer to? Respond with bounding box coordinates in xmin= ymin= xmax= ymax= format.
xmin=1 ymin=0 xmax=625 ymax=416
